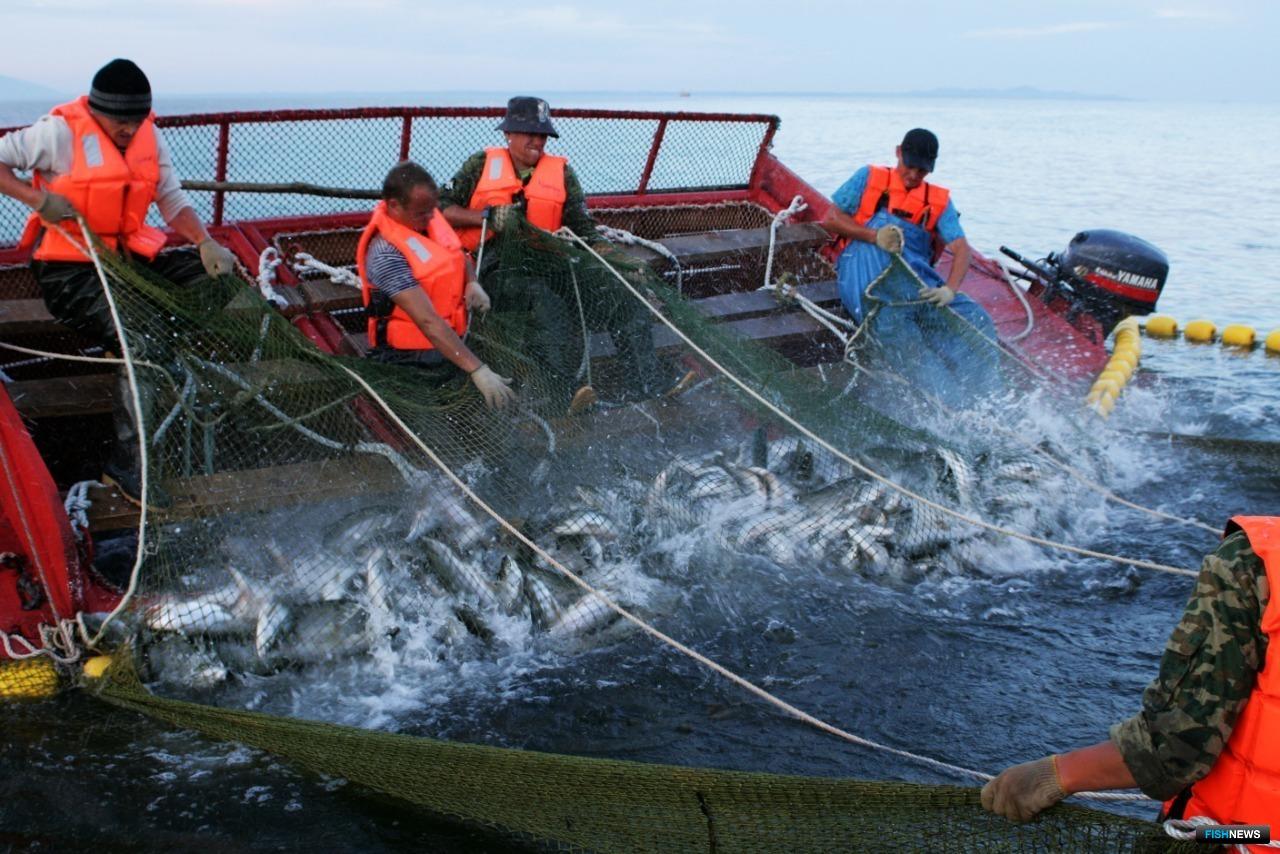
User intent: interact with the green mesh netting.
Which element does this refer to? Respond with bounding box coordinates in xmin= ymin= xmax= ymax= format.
xmin=93 ymin=657 xmax=1192 ymax=853
xmin=66 ymin=215 xmax=1178 ymax=852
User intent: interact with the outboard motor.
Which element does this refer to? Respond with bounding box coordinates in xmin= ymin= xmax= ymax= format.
xmin=1000 ymin=230 xmax=1168 ymax=336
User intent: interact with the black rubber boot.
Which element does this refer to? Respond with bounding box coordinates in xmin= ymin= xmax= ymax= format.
xmin=101 ymin=371 xmax=171 ymax=511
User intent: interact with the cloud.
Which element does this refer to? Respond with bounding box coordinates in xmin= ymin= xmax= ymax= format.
xmin=1155 ymin=8 xmax=1233 ymax=21
xmin=963 ymin=21 xmax=1120 ymax=39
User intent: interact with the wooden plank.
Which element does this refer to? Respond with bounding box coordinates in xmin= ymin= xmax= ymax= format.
xmin=617 ymin=222 xmax=830 ymax=266
xmin=587 ymin=306 xmax=840 ymax=360
xmin=85 ymin=454 xmax=405 ymax=532
xmin=298 ymin=277 xmax=363 ymax=314
xmin=690 ymin=280 xmax=839 ymax=323
xmin=0 ymin=298 xmax=67 ymax=336
xmin=8 ymin=373 xmax=115 ymax=418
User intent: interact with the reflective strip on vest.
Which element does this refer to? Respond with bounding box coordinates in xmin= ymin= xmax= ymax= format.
xmin=1163 ymin=515 xmax=1280 ymax=836
xmin=26 ymin=96 xmax=166 ymax=262
xmin=355 ymin=202 xmax=467 ymax=351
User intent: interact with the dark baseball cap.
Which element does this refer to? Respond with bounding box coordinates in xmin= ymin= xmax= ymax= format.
xmin=900 ymin=128 xmax=938 ymax=172
xmin=497 ymin=96 xmax=559 ymax=138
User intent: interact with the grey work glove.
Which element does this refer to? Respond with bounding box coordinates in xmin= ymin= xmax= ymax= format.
xmin=36 ymin=191 xmax=77 ymax=223
xmin=464 ymin=279 xmax=491 ymax=313
xmin=488 ymin=204 xmax=520 ymax=234
xmin=920 ymin=285 xmax=956 ymax=307
xmin=980 ymin=756 xmax=1067 ymax=823
xmin=198 ymin=238 xmax=238 ymax=277
xmin=469 ymin=364 xmax=516 ymax=410
xmin=874 ymin=224 xmax=904 ymax=254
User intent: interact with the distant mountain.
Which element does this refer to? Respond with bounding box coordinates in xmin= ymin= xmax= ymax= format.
xmin=0 ymin=74 xmax=60 ymax=99
xmin=903 ymin=85 xmax=1130 ymax=101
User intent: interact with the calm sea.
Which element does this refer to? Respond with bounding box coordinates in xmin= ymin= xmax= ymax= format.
xmin=2 ymin=92 xmax=1277 ymax=851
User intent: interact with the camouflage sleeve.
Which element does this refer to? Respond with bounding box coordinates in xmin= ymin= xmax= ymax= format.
xmin=560 ymin=164 xmax=600 ymax=242
xmin=438 ymin=151 xmax=486 ymax=211
xmin=1109 ymin=531 xmax=1268 ymax=800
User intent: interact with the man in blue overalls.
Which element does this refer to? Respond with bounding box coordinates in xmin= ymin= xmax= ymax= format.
xmin=821 ymin=129 xmax=999 ymax=406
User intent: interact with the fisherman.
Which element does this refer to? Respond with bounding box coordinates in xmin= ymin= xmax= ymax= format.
xmin=0 ymin=58 xmax=240 ymax=506
xmin=356 ymin=161 xmax=516 ymax=410
xmin=440 ymin=96 xmax=690 ymax=415
xmin=982 ymin=516 xmax=1276 ymax=834
xmin=820 ymin=129 xmax=999 ymax=405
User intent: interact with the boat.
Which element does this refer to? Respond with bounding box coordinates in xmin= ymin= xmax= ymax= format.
xmin=0 ymin=104 xmax=1165 ymax=670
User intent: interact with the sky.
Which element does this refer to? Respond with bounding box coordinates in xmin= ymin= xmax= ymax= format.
xmin=2 ymin=0 xmax=1277 ymax=101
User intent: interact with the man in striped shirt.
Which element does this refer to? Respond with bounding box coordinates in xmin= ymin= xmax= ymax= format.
xmin=357 ymin=162 xmax=515 ymax=410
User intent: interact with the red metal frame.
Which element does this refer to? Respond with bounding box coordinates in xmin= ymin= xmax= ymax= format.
xmin=2 ymin=106 xmax=780 ymax=231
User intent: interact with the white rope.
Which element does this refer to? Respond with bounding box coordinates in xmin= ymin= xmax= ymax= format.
xmin=553 ymin=227 xmax=1197 ymax=578
xmin=292 ymin=252 xmax=359 ymax=288
xmin=596 ymin=224 xmax=684 ymax=294
xmin=1164 ymin=815 xmax=1280 ymax=851
xmin=993 ymin=258 xmax=1036 ymax=343
xmin=330 ymin=359 xmax=1153 ymax=803
xmin=255 ymin=247 xmax=289 ymax=309
xmin=63 ymin=479 xmax=104 ymax=543
xmin=47 ymin=218 xmax=153 ymax=651
xmin=763 ymin=195 xmax=807 ymax=291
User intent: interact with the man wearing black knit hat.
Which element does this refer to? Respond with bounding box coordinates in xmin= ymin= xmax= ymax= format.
xmin=0 ymin=58 xmax=240 ymax=506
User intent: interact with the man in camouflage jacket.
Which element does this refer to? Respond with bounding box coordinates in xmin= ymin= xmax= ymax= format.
xmin=981 ymin=528 xmax=1268 ymax=821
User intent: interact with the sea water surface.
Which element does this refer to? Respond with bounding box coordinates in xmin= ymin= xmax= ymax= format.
xmin=2 ymin=92 xmax=1279 ymax=851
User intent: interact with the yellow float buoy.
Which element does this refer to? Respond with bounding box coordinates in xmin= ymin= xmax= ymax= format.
xmin=1184 ymin=319 xmax=1216 ymax=343
xmin=1105 ymin=359 xmax=1135 ymax=382
xmin=1267 ymin=329 xmax=1280 ymax=355
xmin=1221 ymin=324 xmax=1256 ymax=349
xmin=82 ymin=655 xmax=113 ymax=680
xmin=0 ymin=657 xmax=60 ymax=701
xmin=1144 ymin=315 xmax=1178 ymax=338
xmin=1087 ymin=377 xmax=1120 ymax=403
xmin=1097 ymin=369 xmax=1128 ymax=387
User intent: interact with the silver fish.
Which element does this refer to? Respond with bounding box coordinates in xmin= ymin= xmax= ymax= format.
xmin=421 ymin=539 xmax=499 ymax=611
xmin=552 ymin=510 xmax=620 ymax=540
xmin=547 ymin=591 xmax=618 ymax=638
xmin=522 ymin=571 xmax=564 ymax=629
xmin=145 ymin=596 xmax=246 ymax=635
xmin=143 ymin=634 xmax=229 ymax=689
xmin=494 ymin=555 xmax=525 ymax=615
xmin=254 ymin=600 xmax=292 ymax=658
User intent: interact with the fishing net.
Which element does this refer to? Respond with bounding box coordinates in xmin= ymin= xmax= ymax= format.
xmin=0 ymin=108 xmax=1198 ymax=854
xmin=20 ymin=206 xmax=1190 ymax=850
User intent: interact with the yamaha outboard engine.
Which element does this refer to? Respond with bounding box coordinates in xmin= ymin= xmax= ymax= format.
xmin=1001 ymin=229 xmax=1168 ymax=336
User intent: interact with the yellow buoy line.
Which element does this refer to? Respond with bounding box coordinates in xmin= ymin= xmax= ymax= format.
xmin=1143 ymin=314 xmax=1280 ymax=353
xmin=1086 ymin=317 xmax=1141 ymax=417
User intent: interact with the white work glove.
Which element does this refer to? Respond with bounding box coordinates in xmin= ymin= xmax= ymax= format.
xmin=980 ymin=756 xmax=1067 ymax=823
xmin=469 ymin=364 xmax=515 ymax=410
xmin=464 ymin=280 xmax=491 ymax=313
xmin=874 ymin=224 xmax=904 ymax=254
xmin=198 ymin=238 xmax=238 ymax=277
xmin=920 ymin=285 xmax=956 ymax=307
xmin=35 ymin=191 xmax=77 ymax=223
xmin=488 ymin=204 xmax=520 ymax=234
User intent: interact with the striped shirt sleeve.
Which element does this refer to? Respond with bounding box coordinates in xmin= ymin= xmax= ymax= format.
xmin=365 ymin=237 xmax=420 ymax=298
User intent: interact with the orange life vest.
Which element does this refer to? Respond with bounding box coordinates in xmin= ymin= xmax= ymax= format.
xmin=21 ymin=96 xmax=167 ymax=262
xmin=853 ymin=165 xmax=951 ymax=235
xmin=1163 ymin=515 xmax=1280 ymax=840
xmin=355 ymin=202 xmax=467 ymax=351
xmin=457 ymin=147 xmax=567 ymax=250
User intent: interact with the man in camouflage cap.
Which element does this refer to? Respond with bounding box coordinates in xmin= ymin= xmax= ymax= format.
xmin=982 ymin=516 xmax=1277 ymax=827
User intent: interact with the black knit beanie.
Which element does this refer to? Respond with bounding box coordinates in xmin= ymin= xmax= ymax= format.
xmin=88 ymin=59 xmax=152 ymax=119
